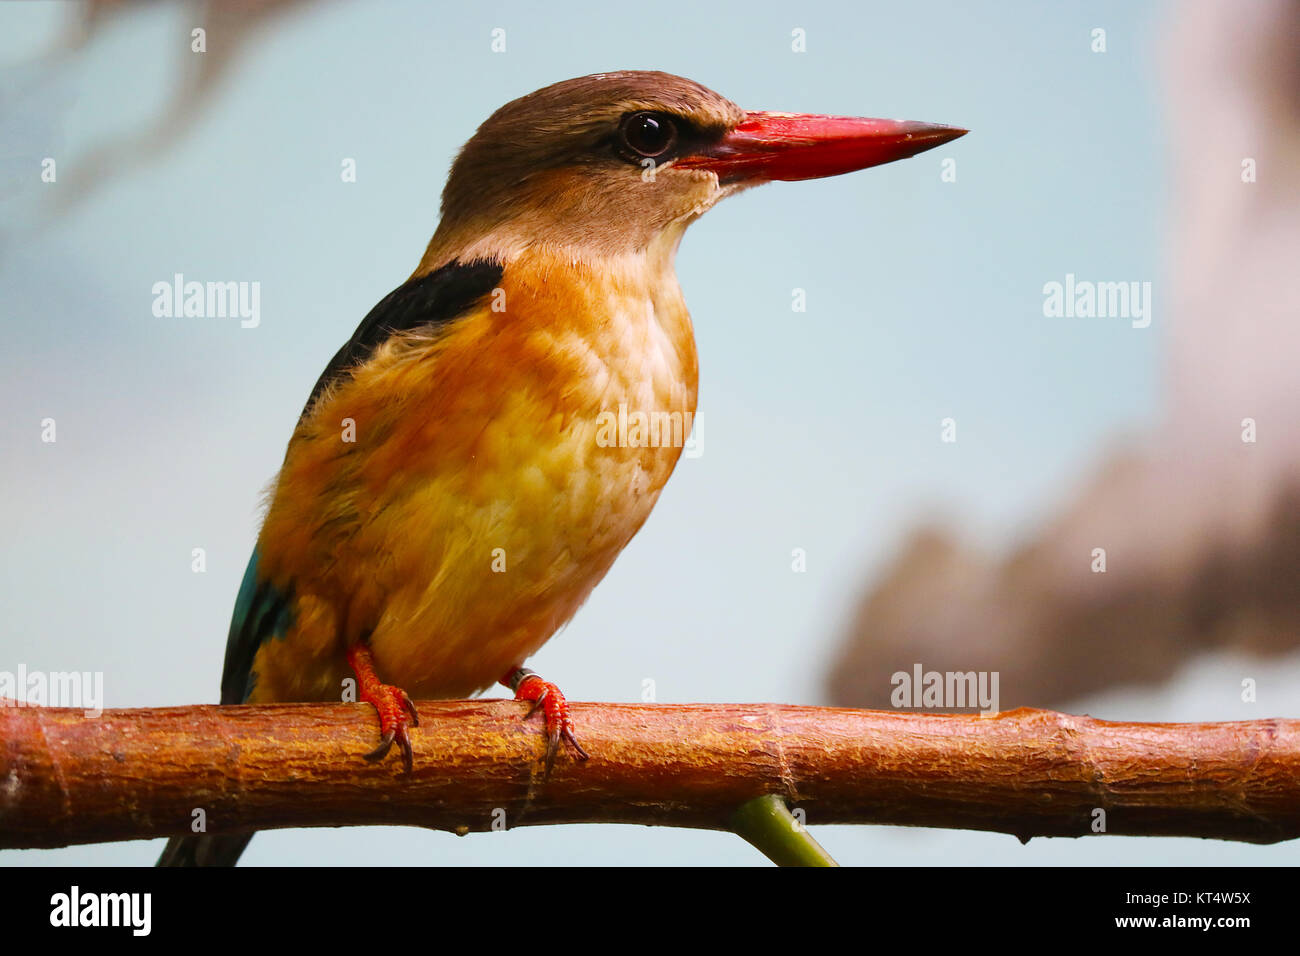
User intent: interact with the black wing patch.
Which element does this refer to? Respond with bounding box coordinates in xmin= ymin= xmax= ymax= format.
xmin=300 ymin=258 xmax=504 ymax=420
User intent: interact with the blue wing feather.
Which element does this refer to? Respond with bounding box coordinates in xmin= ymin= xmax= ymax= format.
xmin=220 ymin=547 xmax=294 ymax=704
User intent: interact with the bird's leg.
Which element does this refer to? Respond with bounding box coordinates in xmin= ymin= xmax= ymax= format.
xmin=500 ymin=666 xmax=589 ymax=777
xmin=347 ymin=643 xmax=419 ymax=772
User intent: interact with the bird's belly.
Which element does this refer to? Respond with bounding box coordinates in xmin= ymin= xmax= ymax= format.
xmin=368 ymin=394 xmax=692 ymax=698
xmin=366 ymin=297 xmax=698 ymax=697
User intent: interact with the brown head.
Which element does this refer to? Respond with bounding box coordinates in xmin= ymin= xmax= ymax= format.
xmin=422 ymin=70 xmax=965 ymax=265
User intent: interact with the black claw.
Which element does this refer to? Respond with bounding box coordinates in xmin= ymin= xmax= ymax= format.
xmin=543 ymin=730 xmax=561 ymax=781
xmin=564 ymin=729 xmax=590 ymax=762
xmin=395 ymin=727 xmax=414 ymax=774
xmin=400 ymin=691 xmax=420 ymax=727
xmin=365 ymin=729 xmax=396 ymax=763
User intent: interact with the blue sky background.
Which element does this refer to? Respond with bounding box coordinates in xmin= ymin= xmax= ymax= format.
xmin=2 ymin=0 xmax=1295 ymax=865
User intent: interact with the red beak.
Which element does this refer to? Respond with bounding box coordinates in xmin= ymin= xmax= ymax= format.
xmin=675 ymin=111 xmax=967 ymax=183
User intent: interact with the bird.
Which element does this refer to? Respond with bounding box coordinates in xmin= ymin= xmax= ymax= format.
xmin=157 ymin=70 xmax=964 ymax=866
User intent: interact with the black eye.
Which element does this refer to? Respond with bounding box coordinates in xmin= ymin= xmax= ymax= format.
xmin=619 ymin=112 xmax=678 ymax=159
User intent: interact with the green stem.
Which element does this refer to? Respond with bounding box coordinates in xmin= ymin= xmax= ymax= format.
xmin=729 ymin=794 xmax=839 ymax=866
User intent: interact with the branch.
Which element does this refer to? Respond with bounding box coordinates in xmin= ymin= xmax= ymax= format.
xmin=2 ymin=700 xmax=1299 ymax=851
xmin=731 ymin=794 xmax=839 ymax=865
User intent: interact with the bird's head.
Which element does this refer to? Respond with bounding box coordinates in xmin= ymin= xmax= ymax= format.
xmin=423 ymin=71 xmax=965 ymax=265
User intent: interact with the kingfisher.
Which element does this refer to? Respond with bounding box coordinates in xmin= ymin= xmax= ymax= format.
xmin=158 ymin=71 xmax=964 ymax=865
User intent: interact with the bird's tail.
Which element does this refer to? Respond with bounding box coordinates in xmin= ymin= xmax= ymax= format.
xmin=156 ymin=832 xmax=255 ymax=867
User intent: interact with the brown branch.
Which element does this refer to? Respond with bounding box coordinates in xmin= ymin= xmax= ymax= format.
xmin=2 ymin=700 xmax=1298 ymax=849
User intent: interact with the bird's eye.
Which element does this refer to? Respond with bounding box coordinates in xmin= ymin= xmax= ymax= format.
xmin=619 ymin=112 xmax=678 ymax=159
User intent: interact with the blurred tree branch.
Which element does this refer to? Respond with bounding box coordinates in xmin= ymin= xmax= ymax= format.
xmin=2 ymin=700 xmax=1298 ymax=851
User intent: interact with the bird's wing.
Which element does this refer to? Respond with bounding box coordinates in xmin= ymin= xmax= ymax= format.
xmin=219 ymin=257 xmax=504 ymax=705
xmin=220 ymin=546 xmax=292 ymax=704
xmin=299 ymin=258 xmax=505 ymax=421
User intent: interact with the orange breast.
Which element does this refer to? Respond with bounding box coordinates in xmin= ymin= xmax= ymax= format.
xmin=247 ymin=243 xmax=699 ymax=702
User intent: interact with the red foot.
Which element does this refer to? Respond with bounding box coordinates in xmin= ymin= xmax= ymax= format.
xmin=500 ymin=667 xmax=589 ymax=777
xmin=348 ymin=644 xmax=419 ymax=772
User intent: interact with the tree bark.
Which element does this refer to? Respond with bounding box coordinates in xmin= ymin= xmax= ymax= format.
xmin=2 ymin=699 xmax=1297 ymax=849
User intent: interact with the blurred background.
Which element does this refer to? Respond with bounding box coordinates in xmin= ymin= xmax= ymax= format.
xmin=1 ymin=0 xmax=1297 ymax=866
